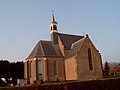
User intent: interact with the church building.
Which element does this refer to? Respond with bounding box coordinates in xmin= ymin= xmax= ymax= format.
xmin=24 ymin=14 xmax=103 ymax=84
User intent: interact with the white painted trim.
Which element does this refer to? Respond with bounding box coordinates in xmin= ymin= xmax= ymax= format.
xmin=50 ymin=30 xmax=58 ymax=34
xmin=34 ymin=58 xmax=37 ymax=61
xmin=44 ymin=58 xmax=47 ymax=60
xmin=25 ymin=59 xmax=29 ymax=62
xmin=71 ymin=37 xmax=85 ymax=49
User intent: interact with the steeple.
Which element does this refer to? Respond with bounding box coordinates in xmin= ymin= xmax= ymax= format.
xmin=50 ymin=11 xmax=58 ymax=44
xmin=52 ymin=12 xmax=57 ymax=24
xmin=50 ymin=10 xmax=58 ymax=33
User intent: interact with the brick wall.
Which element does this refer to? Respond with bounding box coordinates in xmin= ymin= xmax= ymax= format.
xmin=58 ymin=36 xmax=65 ymax=56
xmin=29 ymin=58 xmax=37 ymax=84
xmin=47 ymin=57 xmax=65 ymax=81
xmin=65 ymin=36 xmax=103 ymax=81
xmin=65 ymin=56 xmax=78 ymax=80
xmin=24 ymin=60 xmax=30 ymax=83
xmin=77 ymin=36 xmax=103 ymax=81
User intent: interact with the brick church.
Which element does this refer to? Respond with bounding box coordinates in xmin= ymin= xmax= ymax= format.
xmin=24 ymin=14 xmax=103 ymax=84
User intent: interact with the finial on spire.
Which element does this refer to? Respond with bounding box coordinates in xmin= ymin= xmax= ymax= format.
xmin=52 ymin=10 xmax=57 ymax=24
xmin=52 ymin=10 xmax=55 ymax=22
xmin=52 ymin=10 xmax=54 ymax=15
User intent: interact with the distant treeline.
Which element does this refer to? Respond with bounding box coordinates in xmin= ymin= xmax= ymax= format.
xmin=0 ymin=60 xmax=24 ymax=86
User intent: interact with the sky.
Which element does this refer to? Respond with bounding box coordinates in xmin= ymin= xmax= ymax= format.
xmin=0 ymin=0 xmax=120 ymax=63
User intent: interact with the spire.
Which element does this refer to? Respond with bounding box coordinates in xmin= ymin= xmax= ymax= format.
xmin=50 ymin=10 xmax=58 ymax=32
xmin=52 ymin=10 xmax=57 ymax=24
xmin=52 ymin=10 xmax=55 ymax=22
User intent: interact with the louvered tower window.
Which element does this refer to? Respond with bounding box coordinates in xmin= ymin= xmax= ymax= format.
xmin=53 ymin=25 xmax=57 ymax=30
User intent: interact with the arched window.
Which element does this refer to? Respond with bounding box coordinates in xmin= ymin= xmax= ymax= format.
xmin=88 ymin=48 xmax=93 ymax=70
xmin=54 ymin=61 xmax=58 ymax=75
xmin=29 ymin=61 xmax=32 ymax=78
xmin=38 ymin=60 xmax=42 ymax=80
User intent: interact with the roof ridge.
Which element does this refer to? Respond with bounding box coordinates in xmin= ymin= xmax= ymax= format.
xmin=40 ymin=40 xmax=51 ymax=42
xmin=27 ymin=40 xmax=43 ymax=58
xmin=34 ymin=41 xmax=40 ymax=56
xmin=58 ymin=33 xmax=84 ymax=37
xmin=40 ymin=41 xmax=45 ymax=56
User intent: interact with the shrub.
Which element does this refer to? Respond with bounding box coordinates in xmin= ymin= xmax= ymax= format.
xmin=0 ymin=77 xmax=120 ymax=90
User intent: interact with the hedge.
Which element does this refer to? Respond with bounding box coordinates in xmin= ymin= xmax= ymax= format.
xmin=0 ymin=77 xmax=120 ymax=90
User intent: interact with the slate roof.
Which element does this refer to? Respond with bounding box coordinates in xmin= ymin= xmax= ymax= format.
xmin=28 ymin=33 xmax=84 ymax=58
xmin=41 ymin=41 xmax=63 ymax=56
xmin=58 ymin=33 xmax=84 ymax=49
xmin=28 ymin=41 xmax=44 ymax=58
xmin=27 ymin=40 xmax=63 ymax=58
xmin=67 ymin=37 xmax=86 ymax=58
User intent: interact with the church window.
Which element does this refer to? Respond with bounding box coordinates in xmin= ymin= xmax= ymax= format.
xmin=29 ymin=61 xmax=32 ymax=78
xmin=38 ymin=60 xmax=42 ymax=80
xmin=54 ymin=61 xmax=58 ymax=75
xmin=88 ymin=48 xmax=93 ymax=70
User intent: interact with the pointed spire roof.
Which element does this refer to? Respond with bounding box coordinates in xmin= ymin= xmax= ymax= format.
xmin=52 ymin=10 xmax=57 ymax=24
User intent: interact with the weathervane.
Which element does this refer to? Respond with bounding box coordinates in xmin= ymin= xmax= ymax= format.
xmin=52 ymin=10 xmax=54 ymax=16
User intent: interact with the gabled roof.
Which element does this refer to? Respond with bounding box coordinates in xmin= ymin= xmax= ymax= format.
xmin=27 ymin=33 xmax=84 ymax=59
xmin=28 ymin=41 xmax=44 ymax=58
xmin=67 ymin=37 xmax=86 ymax=58
xmin=58 ymin=33 xmax=84 ymax=49
xmin=109 ymin=66 xmax=120 ymax=73
xmin=27 ymin=40 xmax=63 ymax=58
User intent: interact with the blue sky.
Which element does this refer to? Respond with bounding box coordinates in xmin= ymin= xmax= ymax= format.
xmin=0 ymin=0 xmax=120 ymax=63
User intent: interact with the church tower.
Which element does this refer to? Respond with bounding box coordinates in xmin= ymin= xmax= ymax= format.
xmin=50 ymin=12 xmax=58 ymax=44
